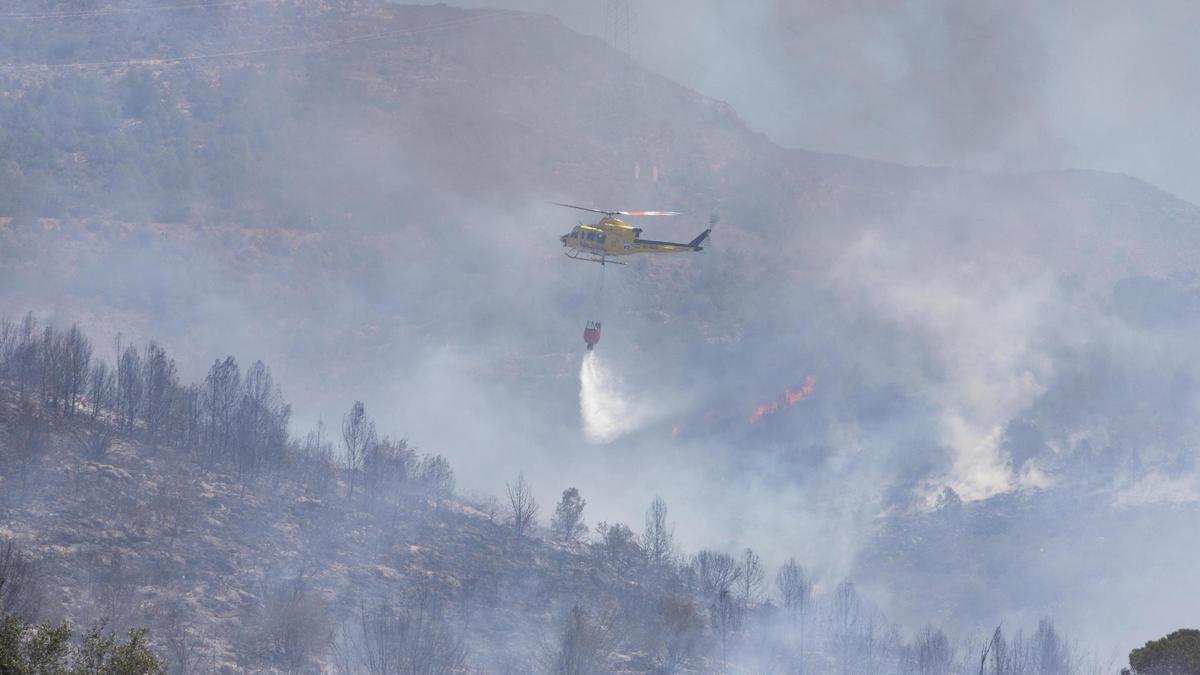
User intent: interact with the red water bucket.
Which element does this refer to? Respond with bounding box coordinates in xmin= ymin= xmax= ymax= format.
xmin=583 ymin=320 xmax=602 ymax=350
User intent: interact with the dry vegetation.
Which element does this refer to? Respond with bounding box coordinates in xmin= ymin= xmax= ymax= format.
xmin=0 ymin=314 xmax=1106 ymax=673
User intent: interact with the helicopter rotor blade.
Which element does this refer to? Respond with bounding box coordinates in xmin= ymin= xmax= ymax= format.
xmin=552 ymin=202 xmax=614 ymax=216
xmin=553 ymin=202 xmax=681 ymax=217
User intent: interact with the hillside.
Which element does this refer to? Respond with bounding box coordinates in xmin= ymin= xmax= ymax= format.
xmin=4 ymin=1 xmax=1199 ymax=280
xmin=0 ymin=320 xmax=688 ymax=672
xmin=3 ymin=0 xmax=1200 ymax=658
xmin=1 ymin=317 xmax=1114 ymax=674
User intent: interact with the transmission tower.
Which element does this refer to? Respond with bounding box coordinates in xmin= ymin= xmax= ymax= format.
xmin=604 ymin=0 xmax=634 ymax=56
xmin=603 ymin=0 xmax=650 ymax=184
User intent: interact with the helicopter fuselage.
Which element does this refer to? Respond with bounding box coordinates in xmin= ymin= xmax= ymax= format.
xmin=560 ymin=216 xmax=708 ymax=263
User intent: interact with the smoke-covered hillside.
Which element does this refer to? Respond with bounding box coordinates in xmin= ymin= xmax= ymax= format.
xmin=0 ymin=317 xmax=1104 ymax=673
xmin=2 ymin=0 xmax=1199 ymax=664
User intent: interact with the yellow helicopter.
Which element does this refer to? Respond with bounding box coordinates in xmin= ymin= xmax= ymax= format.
xmin=555 ymin=202 xmax=711 ymax=265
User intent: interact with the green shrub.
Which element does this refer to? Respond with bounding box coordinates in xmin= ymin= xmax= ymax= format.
xmin=0 ymin=616 xmax=164 ymax=674
xmin=1130 ymin=629 xmax=1200 ymax=675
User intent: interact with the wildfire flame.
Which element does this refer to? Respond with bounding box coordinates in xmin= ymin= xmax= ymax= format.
xmin=749 ymin=376 xmax=817 ymax=424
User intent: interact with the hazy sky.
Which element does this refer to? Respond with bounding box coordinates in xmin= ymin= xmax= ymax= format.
xmin=422 ymin=0 xmax=1200 ymax=204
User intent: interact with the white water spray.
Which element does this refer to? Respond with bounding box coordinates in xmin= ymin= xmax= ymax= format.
xmin=579 ymin=351 xmax=649 ymax=443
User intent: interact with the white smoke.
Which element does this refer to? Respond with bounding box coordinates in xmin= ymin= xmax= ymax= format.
xmin=579 ymin=351 xmax=651 ymax=443
xmin=831 ymin=231 xmax=1057 ymax=501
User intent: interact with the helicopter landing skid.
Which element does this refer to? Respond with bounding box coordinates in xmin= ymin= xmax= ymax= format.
xmin=565 ymin=250 xmax=625 ymax=265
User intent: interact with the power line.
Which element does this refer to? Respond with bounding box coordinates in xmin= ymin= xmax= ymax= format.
xmin=0 ymin=9 xmax=518 ymax=71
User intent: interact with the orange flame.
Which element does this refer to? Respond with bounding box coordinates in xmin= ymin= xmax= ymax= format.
xmin=749 ymin=376 xmax=817 ymax=424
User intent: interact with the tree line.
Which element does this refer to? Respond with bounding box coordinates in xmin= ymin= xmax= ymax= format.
xmin=0 ymin=312 xmax=452 ymax=502
xmin=502 ymin=473 xmax=1107 ymax=674
xmin=1 ymin=313 xmax=289 ymax=487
